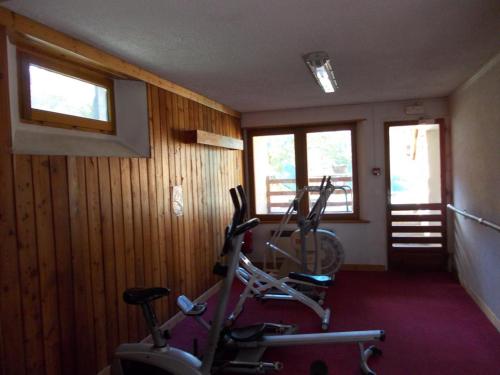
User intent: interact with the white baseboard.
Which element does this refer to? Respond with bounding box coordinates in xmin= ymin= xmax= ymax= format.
xmin=459 ymin=277 xmax=500 ymax=332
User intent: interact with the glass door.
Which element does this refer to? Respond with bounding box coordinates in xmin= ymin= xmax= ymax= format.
xmin=385 ymin=120 xmax=448 ymax=270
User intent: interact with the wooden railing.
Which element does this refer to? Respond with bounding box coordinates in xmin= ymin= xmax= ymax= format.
xmin=265 ymin=176 xmax=353 ymax=213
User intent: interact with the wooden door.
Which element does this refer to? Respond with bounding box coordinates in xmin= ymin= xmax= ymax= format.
xmin=385 ymin=119 xmax=448 ymax=270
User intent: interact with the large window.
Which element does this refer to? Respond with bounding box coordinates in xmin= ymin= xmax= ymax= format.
xmin=248 ymin=123 xmax=359 ymax=221
xmin=18 ymin=50 xmax=115 ymax=134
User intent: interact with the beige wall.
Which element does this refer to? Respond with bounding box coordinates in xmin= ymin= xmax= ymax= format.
xmin=242 ymin=97 xmax=449 ymax=267
xmin=450 ymin=51 xmax=500 ymax=326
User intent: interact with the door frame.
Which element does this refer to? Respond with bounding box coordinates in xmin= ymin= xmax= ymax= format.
xmin=384 ymin=118 xmax=448 ymax=270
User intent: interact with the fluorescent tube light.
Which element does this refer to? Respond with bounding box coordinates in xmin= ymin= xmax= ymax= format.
xmin=303 ymin=51 xmax=338 ymax=93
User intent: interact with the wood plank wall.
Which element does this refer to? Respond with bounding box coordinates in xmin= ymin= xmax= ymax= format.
xmin=0 ymin=26 xmax=243 ymax=375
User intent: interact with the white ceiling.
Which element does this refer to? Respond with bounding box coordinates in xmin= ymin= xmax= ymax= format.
xmin=4 ymin=0 xmax=500 ymax=112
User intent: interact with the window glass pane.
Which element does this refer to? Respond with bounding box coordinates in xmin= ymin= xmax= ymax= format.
xmin=306 ymin=130 xmax=353 ymax=213
xmin=29 ymin=64 xmax=109 ymax=121
xmin=252 ymin=134 xmax=296 ymax=214
xmin=389 ymin=124 xmax=441 ymax=204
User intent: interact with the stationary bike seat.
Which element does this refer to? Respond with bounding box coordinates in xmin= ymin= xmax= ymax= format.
xmin=228 ymin=324 xmax=267 ymax=342
xmin=123 ymin=287 xmax=170 ymax=305
xmin=288 ymin=272 xmax=333 ymax=287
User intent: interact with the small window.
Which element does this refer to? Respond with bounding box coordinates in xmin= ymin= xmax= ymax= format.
xmin=18 ymin=51 xmax=115 ymax=133
xmin=248 ymin=123 xmax=359 ymax=221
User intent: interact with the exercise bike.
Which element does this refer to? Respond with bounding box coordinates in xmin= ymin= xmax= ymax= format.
xmin=112 ymin=186 xmax=385 ymax=374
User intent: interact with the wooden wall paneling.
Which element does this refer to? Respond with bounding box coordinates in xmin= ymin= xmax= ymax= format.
xmin=119 ymin=158 xmax=139 ymax=341
xmin=67 ymin=156 xmax=97 ymax=375
xmin=32 ymin=155 xmax=62 ymax=375
xmin=182 ymin=96 xmax=193 ymax=298
xmin=204 ymin=108 xmax=214 ymax=287
xmin=1 ymin=76 xmax=242 ymax=374
xmin=201 ymin=106 xmax=212 ymax=286
xmin=0 ymin=25 xmax=26 ymax=375
xmin=175 ymin=95 xmax=186 ymax=296
xmin=130 ymin=158 xmax=146 ymax=335
xmin=190 ymin=101 xmax=202 ymax=295
xmin=182 ymin=98 xmax=198 ymax=298
xmin=199 ymin=104 xmax=211 ymax=288
xmin=205 ymin=106 xmax=218 ymax=286
xmin=130 ymin=158 xmax=145 ymax=289
xmin=96 ymin=157 xmax=119 ymax=358
xmin=165 ymin=92 xmax=181 ymax=300
xmin=212 ymin=110 xmax=224 ymax=277
xmin=108 ymin=157 xmax=129 ymax=343
xmin=145 ymin=86 xmax=163 ymax=318
xmin=214 ymin=111 xmax=224 ymax=263
xmin=194 ymin=102 xmax=205 ymax=289
xmin=84 ymin=157 xmax=108 ymax=369
xmin=49 ymin=156 xmax=76 ymax=373
xmin=194 ymin=104 xmax=204 ymax=295
xmin=219 ymin=111 xmax=230 ymax=228
xmin=189 ymin=100 xmax=199 ymax=294
xmin=182 ymin=96 xmax=196 ymax=298
xmin=13 ymin=155 xmax=45 ymax=374
xmin=179 ymin=96 xmax=193 ymax=298
xmin=150 ymin=86 xmax=167 ymax=319
xmin=158 ymin=89 xmax=175 ymax=315
xmin=146 ymin=155 xmax=161 ymax=308
xmin=172 ymin=94 xmax=187 ymax=297
xmin=138 ymin=158 xmax=152 ymax=290
xmin=184 ymin=98 xmax=195 ymax=296
xmin=0 ymin=316 xmax=3 ymax=375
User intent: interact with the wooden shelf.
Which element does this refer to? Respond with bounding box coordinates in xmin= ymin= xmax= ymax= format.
xmin=185 ymin=129 xmax=243 ymax=150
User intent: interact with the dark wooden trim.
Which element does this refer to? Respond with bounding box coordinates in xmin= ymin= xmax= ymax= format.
xmin=390 ymin=203 xmax=442 ymax=210
xmin=246 ymin=122 xmax=360 ymax=221
xmin=385 ymin=119 xmax=449 ymax=270
xmin=390 ymin=246 xmax=444 ymax=252
xmin=16 ymin=49 xmax=115 ymax=134
xmin=390 ymin=237 xmax=444 ymax=244
xmin=246 ymin=120 xmax=362 ymax=133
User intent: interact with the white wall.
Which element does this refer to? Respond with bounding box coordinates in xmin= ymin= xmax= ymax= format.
xmin=242 ymin=97 xmax=449 ymax=266
xmin=449 ymin=52 xmax=500 ymax=326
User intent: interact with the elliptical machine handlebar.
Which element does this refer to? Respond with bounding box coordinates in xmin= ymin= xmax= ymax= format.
xmin=222 ymin=187 xmax=249 ymax=255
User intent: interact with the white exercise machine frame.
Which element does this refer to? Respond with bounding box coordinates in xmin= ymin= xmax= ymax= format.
xmin=112 ymin=185 xmax=386 ymax=375
xmin=265 ymin=176 xmax=350 ymax=276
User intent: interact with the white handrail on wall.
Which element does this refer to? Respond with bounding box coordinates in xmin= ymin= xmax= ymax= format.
xmin=447 ymin=204 xmax=500 ymax=233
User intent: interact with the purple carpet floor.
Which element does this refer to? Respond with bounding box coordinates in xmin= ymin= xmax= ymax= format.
xmin=169 ymin=271 xmax=500 ymax=374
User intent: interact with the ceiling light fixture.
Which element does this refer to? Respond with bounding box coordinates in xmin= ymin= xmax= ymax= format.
xmin=303 ymin=51 xmax=338 ymax=93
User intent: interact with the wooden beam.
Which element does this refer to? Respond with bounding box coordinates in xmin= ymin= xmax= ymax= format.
xmin=0 ymin=6 xmax=240 ymax=118
xmin=185 ymin=129 xmax=244 ymax=150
